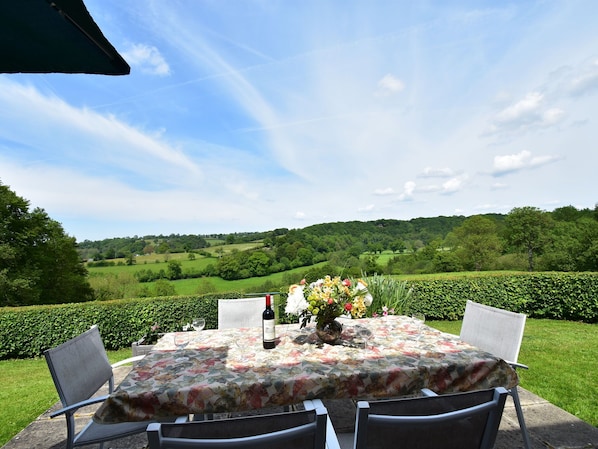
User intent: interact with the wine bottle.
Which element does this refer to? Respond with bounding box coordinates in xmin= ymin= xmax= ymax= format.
xmin=262 ymin=294 xmax=276 ymax=349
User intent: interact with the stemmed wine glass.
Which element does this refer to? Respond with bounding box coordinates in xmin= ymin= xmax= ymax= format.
xmin=411 ymin=313 xmax=426 ymax=340
xmin=173 ymin=332 xmax=190 ymax=362
xmin=191 ymin=318 xmax=205 ymax=331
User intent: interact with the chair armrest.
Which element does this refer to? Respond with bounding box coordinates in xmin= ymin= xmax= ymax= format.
xmin=111 ymin=355 xmax=145 ymax=368
xmin=421 ymin=388 xmax=438 ymax=397
xmin=303 ymin=399 xmax=318 ymax=410
xmin=509 ymin=361 xmax=529 ymax=370
xmin=49 ymin=395 xmax=109 ymax=418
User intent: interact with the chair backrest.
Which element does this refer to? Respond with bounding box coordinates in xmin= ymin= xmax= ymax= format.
xmin=460 ymin=300 xmax=527 ymax=364
xmin=218 ymin=297 xmax=265 ymax=329
xmin=354 ymin=387 xmax=508 ymax=449
xmin=44 ymin=325 xmax=113 ymax=407
xmin=147 ymin=406 xmax=328 ymax=449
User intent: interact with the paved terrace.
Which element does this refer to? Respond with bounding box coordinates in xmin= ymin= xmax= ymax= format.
xmin=3 ymin=365 xmax=597 ymax=449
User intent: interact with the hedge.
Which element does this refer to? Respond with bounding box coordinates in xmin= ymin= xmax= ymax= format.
xmin=1 ymin=272 xmax=596 ymax=359
xmin=404 ymin=272 xmax=598 ymax=322
xmin=0 ymin=292 xmax=240 ymax=359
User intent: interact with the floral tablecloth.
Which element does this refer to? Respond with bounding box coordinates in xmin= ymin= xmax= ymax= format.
xmin=94 ymin=315 xmax=518 ymax=423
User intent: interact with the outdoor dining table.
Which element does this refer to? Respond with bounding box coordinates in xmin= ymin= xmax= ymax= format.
xmin=93 ymin=315 xmax=518 ymax=423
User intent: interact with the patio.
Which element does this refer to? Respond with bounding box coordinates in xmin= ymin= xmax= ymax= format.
xmin=3 ymin=365 xmax=597 ymax=449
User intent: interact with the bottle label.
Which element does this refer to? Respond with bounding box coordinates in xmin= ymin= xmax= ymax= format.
xmin=263 ymin=320 xmax=276 ymax=341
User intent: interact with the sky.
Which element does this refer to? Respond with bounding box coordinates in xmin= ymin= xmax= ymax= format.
xmin=1 ymin=1 xmax=597 ymax=242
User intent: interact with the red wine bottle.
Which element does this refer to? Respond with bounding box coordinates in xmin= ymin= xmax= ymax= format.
xmin=262 ymin=294 xmax=276 ymax=349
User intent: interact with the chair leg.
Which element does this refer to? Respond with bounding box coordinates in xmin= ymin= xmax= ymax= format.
xmin=511 ymin=387 xmax=532 ymax=449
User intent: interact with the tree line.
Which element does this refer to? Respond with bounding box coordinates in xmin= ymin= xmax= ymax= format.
xmin=1 ymin=179 xmax=597 ymax=306
xmin=204 ymin=205 xmax=598 ymax=281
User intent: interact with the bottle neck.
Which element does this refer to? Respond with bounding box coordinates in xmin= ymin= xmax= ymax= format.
xmin=265 ymin=294 xmax=272 ymax=308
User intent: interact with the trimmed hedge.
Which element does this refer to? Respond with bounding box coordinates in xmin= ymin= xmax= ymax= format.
xmin=1 ymin=273 xmax=596 ymax=359
xmin=0 ymin=292 xmax=240 ymax=359
xmin=405 ymin=272 xmax=598 ymax=322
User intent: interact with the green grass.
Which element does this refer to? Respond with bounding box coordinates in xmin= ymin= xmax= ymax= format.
xmin=1 ymin=321 xmax=596 ymax=446
xmin=142 ymin=263 xmax=327 ymax=295
xmin=0 ymin=348 xmax=131 ymax=445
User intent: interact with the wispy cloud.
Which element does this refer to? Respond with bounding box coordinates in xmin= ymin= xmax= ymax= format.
xmin=485 ymin=92 xmax=565 ymax=136
xmin=419 ymin=167 xmax=456 ymax=178
xmin=374 ymin=187 xmax=395 ymax=196
xmin=122 ymin=43 xmax=171 ymax=76
xmin=375 ymin=74 xmax=405 ymax=97
xmin=567 ymin=57 xmax=598 ymax=97
xmin=491 ymin=150 xmax=560 ymax=176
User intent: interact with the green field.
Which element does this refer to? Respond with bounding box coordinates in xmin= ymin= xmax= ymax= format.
xmin=87 ymin=242 xmax=263 ymax=275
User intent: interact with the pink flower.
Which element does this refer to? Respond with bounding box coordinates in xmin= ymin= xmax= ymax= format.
xmin=344 ymin=303 xmax=353 ymax=311
xmin=342 ymin=279 xmax=351 ymax=286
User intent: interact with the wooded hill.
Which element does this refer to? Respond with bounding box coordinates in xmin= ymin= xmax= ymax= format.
xmin=79 ymin=205 xmax=598 ymax=282
xmin=77 ymin=214 xmax=503 ymax=261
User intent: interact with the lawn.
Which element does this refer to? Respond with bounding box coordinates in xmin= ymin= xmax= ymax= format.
xmin=0 ymin=320 xmax=596 ymax=446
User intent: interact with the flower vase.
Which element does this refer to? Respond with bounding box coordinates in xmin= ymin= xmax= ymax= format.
xmin=315 ymin=319 xmax=343 ymax=344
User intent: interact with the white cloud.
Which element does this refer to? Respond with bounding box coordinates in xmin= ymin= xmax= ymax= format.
xmin=374 ymin=187 xmax=394 ymax=196
xmin=0 ymin=78 xmax=200 ymax=183
xmin=397 ymin=181 xmax=416 ymax=201
xmin=486 ymin=91 xmax=565 ymax=136
xmin=492 ymin=150 xmax=560 ymax=176
xmin=496 ymin=92 xmax=544 ymax=124
xmin=122 ymin=43 xmax=171 ymax=76
xmin=419 ymin=167 xmax=455 ymax=178
xmin=375 ymin=74 xmax=405 ymax=97
xmin=441 ymin=175 xmax=468 ymax=194
xmin=493 ymin=150 xmax=532 ymax=174
xmin=568 ymin=58 xmax=598 ymax=96
xmin=542 ymin=107 xmax=565 ymax=125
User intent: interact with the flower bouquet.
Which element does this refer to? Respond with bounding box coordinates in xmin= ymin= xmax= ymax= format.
xmin=286 ymin=275 xmax=373 ymax=343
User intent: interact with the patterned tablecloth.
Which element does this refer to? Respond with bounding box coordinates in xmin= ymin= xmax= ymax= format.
xmin=94 ymin=315 xmax=518 ymax=423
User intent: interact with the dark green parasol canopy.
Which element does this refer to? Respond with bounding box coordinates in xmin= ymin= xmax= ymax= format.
xmin=0 ymin=0 xmax=129 ymax=75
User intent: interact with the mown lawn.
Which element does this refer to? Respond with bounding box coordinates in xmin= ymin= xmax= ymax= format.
xmin=1 ymin=320 xmax=596 ymax=446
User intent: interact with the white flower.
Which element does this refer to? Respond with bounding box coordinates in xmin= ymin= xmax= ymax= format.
xmin=355 ymin=280 xmax=374 ymax=306
xmin=285 ymin=284 xmax=309 ymax=315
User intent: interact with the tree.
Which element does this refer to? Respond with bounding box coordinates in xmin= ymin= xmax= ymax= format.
xmin=167 ymin=260 xmax=183 ymax=280
xmin=453 ymin=216 xmax=502 ymax=271
xmin=0 ymin=181 xmax=93 ymax=306
xmin=505 ymin=206 xmax=553 ymax=271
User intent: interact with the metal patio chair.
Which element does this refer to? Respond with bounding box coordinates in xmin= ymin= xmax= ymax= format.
xmin=147 ymin=400 xmax=341 ymax=449
xmin=460 ymin=300 xmax=532 ymax=449
xmin=353 ymin=387 xmax=508 ymax=449
xmin=218 ymin=297 xmax=265 ymax=329
xmin=44 ymin=325 xmax=152 ymax=449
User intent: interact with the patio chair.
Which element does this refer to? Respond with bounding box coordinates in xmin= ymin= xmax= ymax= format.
xmin=218 ymin=297 xmax=265 ymax=329
xmin=44 ymin=325 xmax=152 ymax=449
xmin=353 ymin=387 xmax=508 ymax=449
xmin=460 ymin=300 xmax=532 ymax=449
xmin=147 ymin=400 xmax=341 ymax=449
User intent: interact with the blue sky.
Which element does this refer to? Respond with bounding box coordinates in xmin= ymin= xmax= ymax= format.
xmin=1 ymin=1 xmax=597 ymax=241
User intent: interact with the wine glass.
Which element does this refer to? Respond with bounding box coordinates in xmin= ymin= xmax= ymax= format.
xmin=411 ymin=313 xmax=425 ymax=340
xmin=173 ymin=333 xmax=190 ymax=361
xmin=191 ymin=318 xmax=205 ymax=331
xmin=356 ymin=325 xmax=373 ymax=349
